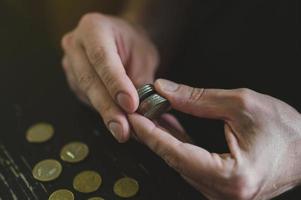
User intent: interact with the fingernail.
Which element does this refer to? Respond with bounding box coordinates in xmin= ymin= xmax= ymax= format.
xmin=108 ymin=121 xmax=123 ymax=142
xmin=116 ymin=92 xmax=133 ymax=113
xmin=157 ymin=79 xmax=179 ymax=92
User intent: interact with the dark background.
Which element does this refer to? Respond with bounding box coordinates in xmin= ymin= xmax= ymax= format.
xmin=0 ymin=0 xmax=300 ymax=199
xmin=0 ymin=0 xmax=201 ymax=199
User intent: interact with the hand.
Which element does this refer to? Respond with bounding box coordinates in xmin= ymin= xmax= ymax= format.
xmin=129 ymin=79 xmax=301 ymax=200
xmin=61 ymin=13 xmax=158 ymax=142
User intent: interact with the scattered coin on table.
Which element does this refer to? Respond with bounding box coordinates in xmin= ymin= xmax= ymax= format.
xmin=88 ymin=197 xmax=105 ymax=200
xmin=26 ymin=122 xmax=54 ymax=143
xmin=73 ymin=170 xmax=102 ymax=193
xmin=60 ymin=141 xmax=89 ymax=163
xmin=113 ymin=177 xmax=139 ymax=198
xmin=48 ymin=189 xmax=74 ymax=200
xmin=32 ymin=159 xmax=62 ymax=182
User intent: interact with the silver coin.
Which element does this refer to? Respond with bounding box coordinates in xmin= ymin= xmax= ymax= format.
xmin=137 ymin=84 xmax=155 ymax=101
xmin=138 ymin=94 xmax=170 ymax=119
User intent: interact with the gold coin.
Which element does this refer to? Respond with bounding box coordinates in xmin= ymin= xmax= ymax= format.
xmin=88 ymin=197 xmax=105 ymax=200
xmin=113 ymin=177 xmax=139 ymax=198
xmin=60 ymin=142 xmax=89 ymax=163
xmin=73 ymin=170 xmax=102 ymax=193
xmin=48 ymin=189 xmax=74 ymax=200
xmin=26 ymin=122 xmax=54 ymax=143
xmin=32 ymin=159 xmax=62 ymax=182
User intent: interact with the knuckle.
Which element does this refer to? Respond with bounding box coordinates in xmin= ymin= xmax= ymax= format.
xmin=100 ymin=101 xmax=113 ymax=115
xmin=187 ymin=87 xmax=205 ymax=103
xmin=90 ymin=96 xmax=112 ymax=118
xmin=233 ymin=88 xmax=256 ymax=112
xmin=78 ymin=73 xmax=96 ymax=92
xmin=100 ymin=65 xmax=118 ymax=93
xmin=61 ymin=33 xmax=73 ymax=50
xmin=79 ymin=12 xmax=104 ymax=26
xmin=88 ymin=45 xmax=107 ymax=67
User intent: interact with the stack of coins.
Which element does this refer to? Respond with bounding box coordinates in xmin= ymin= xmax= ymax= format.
xmin=137 ymin=84 xmax=170 ymax=119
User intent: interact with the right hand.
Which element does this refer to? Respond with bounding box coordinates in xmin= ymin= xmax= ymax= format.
xmin=129 ymin=79 xmax=301 ymax=200
xmin=61 ymin=13 xmax=159 ymax=142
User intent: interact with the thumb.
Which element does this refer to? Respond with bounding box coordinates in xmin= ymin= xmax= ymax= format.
xmin=154 ymin=79 xmax=239 ymax=121
xmin=128 ymin=113 xmax=229 ymax=179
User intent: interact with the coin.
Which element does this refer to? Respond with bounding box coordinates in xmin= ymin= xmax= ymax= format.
xmin=138 ymin=93 xmax=170 ymax=119
xmin=137 ymin=84 xmax=155 ymax=102
xmin=113 ymin=177 xmax=139 ymax=198
xmin=48 ymin=189 xmax=74 ymax=200
xmin=60 ymin=142 xmax=89 ymax=163
xmin=73 ymin=170 xmax=102 ymax=193
xmin=26 ymin=122 xmax=54 ymax=143
xmin=88 ymin=197 xmax=105 ymax=200
xmin=32 ymin=159 xmax=62 ymax=182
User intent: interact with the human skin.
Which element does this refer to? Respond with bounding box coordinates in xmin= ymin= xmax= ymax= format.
xmin=129 ymin=79 xmax=301 ymax=200
xmin=61 ymin=3 xmax=301 ymax=199
xmin=61 ymin=0 xmax=185 ymax=143
xmin=61 ymin=12 xmax=159 ymax=143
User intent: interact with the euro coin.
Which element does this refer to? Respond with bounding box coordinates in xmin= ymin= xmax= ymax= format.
xmin=32 ymin=159 xmax=62 ymax=182
xmin=60 ymin=142 xmax=89 ymax=163
xmin=48 ymin=189 xmax=74 ymax=200
xmin=88 ymin=197 xmax=105 ymax=200
xmin=113 ymin=177 xmax=139 ymax=198
xmin=26 ymin=122 xmax=54 ymax=143
xmin=73 ymin=170 xmax=102 ymax=193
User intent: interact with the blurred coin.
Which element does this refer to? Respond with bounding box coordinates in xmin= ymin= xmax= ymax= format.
xmin=60 ymin=142 xmax=89 ymax=163
xmin=113 ymin=177 xmax=139 ymax=198
xmin=73 ymin=170 xmax=102 ymax=193
xmin=32 ymin=159 xmax=62 ymax=182
xmin=48 ymin=189 xmax=74 ymax=200
xmin=26 ymin=122 xmax=54 ymax=143
xmin=88 ymin=197 xmax=105 ymax=200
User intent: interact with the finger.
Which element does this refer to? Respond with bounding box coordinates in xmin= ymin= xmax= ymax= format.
xmin=78 ymin=26 xmax=139 ymax=113
xmin=62 ymin=55 xmax=77 ymax=91
xmin=62 ymin=55 xmax=90 ymax=105
xmin=156 ymin=114 xmax=192 ymax=143
xmin=128 ymin=113 xmax=232 ymax=179
xmin=154 ymin=79 xmax=249 ymax=121
xmin=126 ymin=42 xmax=158 ymax=87
xmin=64 ymin=34 xmax=130 ymax=142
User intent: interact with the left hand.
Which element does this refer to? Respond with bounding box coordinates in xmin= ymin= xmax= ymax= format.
xmin=128 ymin=79 xmax=301 ymax=200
